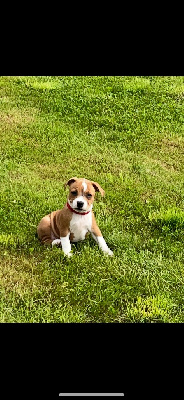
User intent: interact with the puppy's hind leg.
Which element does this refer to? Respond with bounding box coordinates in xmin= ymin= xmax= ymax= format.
xmin=52 ymin=239 xmax=61 ymax=248
xmin=37 ymin=215 xmax=52 ymax=245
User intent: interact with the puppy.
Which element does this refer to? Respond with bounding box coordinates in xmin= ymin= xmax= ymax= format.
xmin=37 ymin=177 xmax=113 ymax=257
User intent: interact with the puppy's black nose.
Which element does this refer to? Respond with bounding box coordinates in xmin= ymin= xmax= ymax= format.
xmin=77 ymin=201 xmax=84 ymax=209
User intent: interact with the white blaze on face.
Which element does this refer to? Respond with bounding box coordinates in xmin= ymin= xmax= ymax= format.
xmin=82 ymin=181 xmax=87 ymax=192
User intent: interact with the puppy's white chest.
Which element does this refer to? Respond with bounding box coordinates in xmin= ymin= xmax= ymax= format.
xmin=69 ymin=212 xmax=92 ymax=242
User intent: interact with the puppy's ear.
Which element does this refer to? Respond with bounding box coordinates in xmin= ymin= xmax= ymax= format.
xmin=64 ymin=177 xmax=78 ymax=189
xmin=91 ymin=181 xmax=105 ymax=196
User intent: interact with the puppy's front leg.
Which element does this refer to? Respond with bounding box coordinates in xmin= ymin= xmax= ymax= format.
xmin=91 ymin=214 xmax=113 ymax=256
xmin=91 ymin=233 xmax=113 ymax=256
xmin=60 ymin=233 xmax=72 ymax=257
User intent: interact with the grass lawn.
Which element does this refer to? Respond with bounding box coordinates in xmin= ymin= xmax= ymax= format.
xmin=0 ymin=75 xmax=184 ymax=322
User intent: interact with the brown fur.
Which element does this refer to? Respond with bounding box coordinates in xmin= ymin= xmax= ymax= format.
xmin=91 ymin=212 xmax=102 ymax=237
xmin=37 ymin=205 xmax=73 ymax=245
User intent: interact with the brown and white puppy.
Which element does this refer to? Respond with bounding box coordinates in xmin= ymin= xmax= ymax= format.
xmin=37 ymin=177 xmax=113 ymax=257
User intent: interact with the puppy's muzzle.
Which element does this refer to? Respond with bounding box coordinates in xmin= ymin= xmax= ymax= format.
xmin=77 ymin=201 xmax=84 ymax=209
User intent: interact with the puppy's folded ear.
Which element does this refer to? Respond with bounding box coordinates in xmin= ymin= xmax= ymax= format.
xmin=91 ymin=181 xmax=105 ymax=196
xmin=64 ymin=177 xmax=78 ymax=189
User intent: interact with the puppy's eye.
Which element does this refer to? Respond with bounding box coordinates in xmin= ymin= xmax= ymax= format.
xmin=71 ymin=191 xmax=78 ymax=196
xmin=86 ymin=193 xmax=92 ymax=199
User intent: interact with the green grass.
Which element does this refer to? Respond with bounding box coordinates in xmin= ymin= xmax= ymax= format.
xmin=0 ymin=75 xmax=184 ymax=322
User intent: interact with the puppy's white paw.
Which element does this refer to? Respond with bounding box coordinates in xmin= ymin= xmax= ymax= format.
xmin=103 ymin=248 xmax=114 ymax=256
xmin=65 ymin=252 xmax=73 ymax=258
xmin=52 ymin=239 xmax=61 ymax=248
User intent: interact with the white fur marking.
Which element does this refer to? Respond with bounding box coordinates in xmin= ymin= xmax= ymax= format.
xmin=52 ymin=239 xmax=61 ymax=247
xmin=82 ymin=181 xmax=87 ymax=192
xmin=92 ymin=234 xmax=113 ymax=256
xmin=60 ymin=233 xmax=72 ymax=256
xmin=70 ymin=212 xmax=92 ymax=242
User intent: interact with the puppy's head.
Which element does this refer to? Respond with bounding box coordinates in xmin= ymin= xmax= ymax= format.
xmin=65 ymin=177 xmax=105 ymax=213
